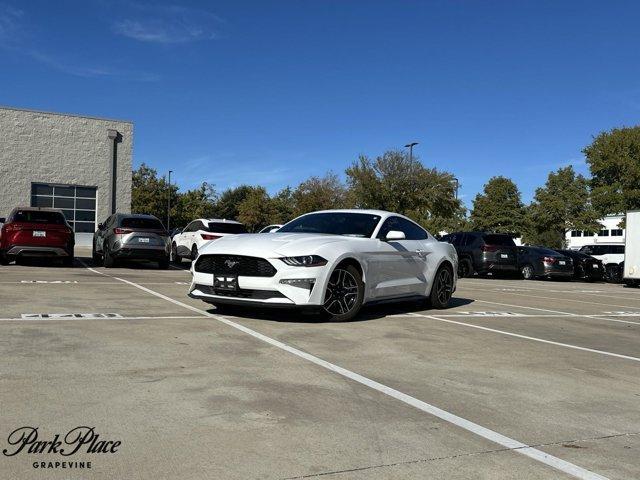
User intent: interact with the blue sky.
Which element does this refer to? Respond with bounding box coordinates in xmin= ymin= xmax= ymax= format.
xmin=1 ymin=1 xmax=639 ymax=207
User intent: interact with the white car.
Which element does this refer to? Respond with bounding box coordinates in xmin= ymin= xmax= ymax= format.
xmin=188 ymin=209 xmax=458 ymax=321
xmin=258 ymin=224 xmax=283 ymax=233
xmin=171 ymin=219 xmax=247 ymax=263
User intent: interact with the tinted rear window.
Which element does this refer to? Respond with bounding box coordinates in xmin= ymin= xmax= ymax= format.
xmin=121 ymin=218 xmax=164 ymax=230
xmin=207 ymin=222 xmax=247 ymax=234
xmin=482 ymin=234 xmax=515 ymax=246
xmin=12 ymin=210 xmax=66 ymax=224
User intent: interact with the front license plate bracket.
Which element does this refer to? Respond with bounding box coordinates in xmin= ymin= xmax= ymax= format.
xmin=214 ymin=275 xmax=238 ymax=291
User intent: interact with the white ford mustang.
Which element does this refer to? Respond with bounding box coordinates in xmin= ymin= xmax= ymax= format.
xmin=188 ymin=209 xmax=458 ymax=321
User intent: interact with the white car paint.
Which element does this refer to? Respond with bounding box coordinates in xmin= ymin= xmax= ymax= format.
xmin=188 ymin=209 xmax=458 ymax=312
xmin=172 ymin=218 xmax=246 ymax=261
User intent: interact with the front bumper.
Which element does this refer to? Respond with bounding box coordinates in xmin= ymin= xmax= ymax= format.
xmin=189 ymin=261 xmax=330 ymax=307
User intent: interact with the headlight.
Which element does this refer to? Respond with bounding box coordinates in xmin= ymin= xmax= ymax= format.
xmin=280 ymin=255 xmax=328 ymax=267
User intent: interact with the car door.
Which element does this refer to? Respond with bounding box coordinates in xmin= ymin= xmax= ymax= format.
xmin=368 ymin=216 xmax=429 ymax=299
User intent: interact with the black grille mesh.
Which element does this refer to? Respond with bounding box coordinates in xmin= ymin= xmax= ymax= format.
xmin=194 ymin=255 xmax=276 ymax=277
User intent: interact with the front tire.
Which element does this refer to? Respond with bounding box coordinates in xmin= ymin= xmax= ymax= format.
xmin=430 ymin=264 xmax=454 ymax=309
xmin=191 ymin=244 xmax=198 ymax=261
xmin=171 ymin=243 xmax=181 ymax=264
xmin=322 ymin=265 xmax=364 ymax=322
xmin=92 ymin=242 xmax=102 ymax=266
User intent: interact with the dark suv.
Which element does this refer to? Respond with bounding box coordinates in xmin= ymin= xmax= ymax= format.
xmin=93 ymin=214 xmax=170 ymax=269
xmin=441 ymin=232 xmax=518 ymax=277
xmin=0 ymin=207 xmax=74 ymax=266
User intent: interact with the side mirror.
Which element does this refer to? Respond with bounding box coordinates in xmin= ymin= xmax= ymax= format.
xmin=97 ymin=223 xmax=104 ymax=231
xmin=385 ymin=230 xmax=406 ymax=241
xmin=0 ymin=218 xmax=5 ymax=224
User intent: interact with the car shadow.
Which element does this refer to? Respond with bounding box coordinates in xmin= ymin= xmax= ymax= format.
xmin=207 ymin=296 xmax=475 ymax=324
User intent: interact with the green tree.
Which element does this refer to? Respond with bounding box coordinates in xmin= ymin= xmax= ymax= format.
xmin=291 ymin=172 xmax=350 ymax=217
xmin=131 ymin=164 xmax=177 ymax=224
xmin=271 ymin=186 xmax=295 ymax=223
xmin=584 ymin=126 xmax=640 ymax=218
xmin=470 ymin=176 xmax=526 ymax=235
xmin=214 ymin=185 xmax=258 ymax=220
xmin=237 ymin=187 xmax=277 ymax=232
xmin=524 ymin=166 xmax=600 ymax=248
xmin=172 ymin=183 xmax=217 ymax=228
xmin=345 ymin=150 xmax=461 ymax=233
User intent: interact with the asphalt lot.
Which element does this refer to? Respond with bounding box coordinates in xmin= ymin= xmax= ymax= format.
xmin=1 ymin=248 xmax=639 ymax=480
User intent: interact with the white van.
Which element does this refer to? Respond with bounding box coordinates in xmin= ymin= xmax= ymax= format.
xmin=623 ymin=210 xmax=640 ymax=286
xmin=579 ymin=243 xmax=624 ymax=282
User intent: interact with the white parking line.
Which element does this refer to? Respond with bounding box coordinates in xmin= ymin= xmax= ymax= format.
xmin=409 ymin=313 xmax=640 ymax=363
xmin=462 ymin=280 xmax=640 ymax=301
xmin=461 ymin=285 xmax=640 ymax=311
xmin=77 ymin=260 xmax=609 ymax=480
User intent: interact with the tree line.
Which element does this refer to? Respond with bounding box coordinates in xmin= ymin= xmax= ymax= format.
xmin=132 ymin=126 xmax=640 ymax=248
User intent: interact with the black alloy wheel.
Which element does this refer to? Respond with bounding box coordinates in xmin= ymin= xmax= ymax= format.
xmin=323 ymin=265 xmax=363 ymax=322
xmin=431 ymin=265 xmax=454 ymax=309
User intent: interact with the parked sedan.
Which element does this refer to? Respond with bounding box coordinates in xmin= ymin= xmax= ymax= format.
xmin=93 ymin=214 xmax=170 ymax=269
xmin=188 ymin=209 xmax=457 ymax=322
xmin=517 ymin=246 xmax=574 ymax=280
xmin=0 ymin=207 xmax=74 ymax=266
xmin=554 ymin=249 xmax=603 ymax=281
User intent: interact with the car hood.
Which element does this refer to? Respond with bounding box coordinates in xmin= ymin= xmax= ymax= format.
xmin=199 ymin=233 xmax=351 ymax=257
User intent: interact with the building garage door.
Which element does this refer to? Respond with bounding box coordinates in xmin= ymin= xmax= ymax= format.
xmin=30 ymin=183 xmax=97 ymax=233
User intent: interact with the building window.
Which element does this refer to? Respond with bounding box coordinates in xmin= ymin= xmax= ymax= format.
xmin=31 ymin=183 xmax=97 ymax=233
xmin=582 ymin=231 xmax=594 ymax=237
xmin=570 ymin=231 xmax=582 ymax=237
xmin=598 ymin=230 xmax=609 ymax=237
xmin=611 ymin=229 xmax=623 ymax=237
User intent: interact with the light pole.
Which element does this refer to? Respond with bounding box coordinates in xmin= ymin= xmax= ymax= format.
xmin=453 ymin=177 xmax=459 ymax=199
xmin=404 ymin=142 xmax=418 ymax=162
xmin=167 ymin=170 xmax=173 ymax=231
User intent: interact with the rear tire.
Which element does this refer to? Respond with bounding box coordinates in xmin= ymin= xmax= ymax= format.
xmin=458 ymin=258 xmax=473 ymax=278
xmin=430 ymin=264 xmax=454 ymax=309
xmin=0 ymin=252 xmax=7 ymax=265
xmin=103 ymin=247 xmax=115 ymax=268
xmin=322 ymin=264 xmax=364 ymax=322
xmin=62 ymin=255 xmax=74 ymax=267
xmin=521 ymin=264 xmax=535 ymax=280
xmin=605 ymin=264 xmax=622 ymax=283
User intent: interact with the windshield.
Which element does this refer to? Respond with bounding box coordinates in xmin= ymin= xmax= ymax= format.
xmin=278 ymin=212 xmax=381 ymax=237
xmin=12 ymin=210 xmax=66 ymax=224
xmin=207 ymin=222 xmax=247 ymax=234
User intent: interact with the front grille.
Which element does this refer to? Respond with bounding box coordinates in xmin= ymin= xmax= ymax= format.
xmin=194 ymin=284 xmax=285 ymax=299
xmin=194 ymin=255 xmax=277 ymax=277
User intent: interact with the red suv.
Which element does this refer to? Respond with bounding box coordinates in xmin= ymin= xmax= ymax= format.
xmin=0 ymin=207 xmax=75 ymax=266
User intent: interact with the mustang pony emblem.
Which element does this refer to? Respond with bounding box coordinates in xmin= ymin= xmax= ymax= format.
xmin=224 ymin=259 xmax=240 ymax=269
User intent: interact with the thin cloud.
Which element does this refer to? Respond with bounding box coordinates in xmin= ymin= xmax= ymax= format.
xmin=113 ymin=5 xmax=221 ymax=44
xmin=0 ymin=3 xmax=24 ymax=41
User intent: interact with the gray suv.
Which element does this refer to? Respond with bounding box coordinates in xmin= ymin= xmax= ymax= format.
xmin=93 ymin=214 xmax=170 ymax=269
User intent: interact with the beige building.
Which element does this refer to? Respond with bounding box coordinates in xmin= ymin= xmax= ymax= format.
xmin=0 ymin=106 xmax=133 ymax=245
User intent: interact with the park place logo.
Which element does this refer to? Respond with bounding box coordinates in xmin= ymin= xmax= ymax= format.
xmin=2 ymin=426 xmax=121 ymax=470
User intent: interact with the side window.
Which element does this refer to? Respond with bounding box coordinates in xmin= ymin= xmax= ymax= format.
xmin=184 ymin=222 xmax=196 ymax=233
xmin=377 ymin=217 xmax=428 ymax=240
xmin=377 ymin=217 xmax=401 ymax=239
xmin=195 ymin=221 xmax=206 ymax=231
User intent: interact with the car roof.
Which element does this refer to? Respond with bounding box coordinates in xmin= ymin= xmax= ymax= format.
xmin=200 ymin=218 xmax=243 ymax=224
xmin=117 ymin=213 xmax=159 ymax=219
xmin=11 ymin=207 xmax=64 ymax=213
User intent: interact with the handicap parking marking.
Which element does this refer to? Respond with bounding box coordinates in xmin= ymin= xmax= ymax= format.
xmin=20 ymin=313 xmax=123 ymax=319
